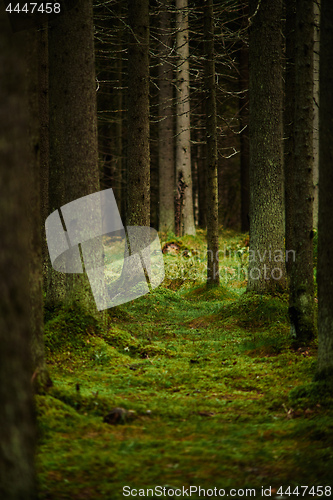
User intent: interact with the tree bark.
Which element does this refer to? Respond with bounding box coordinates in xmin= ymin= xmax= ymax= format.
xmin=26 ymin=28 xmax=52 ymax=392
xmin=247 ymin=0 xmax=287 ymax=293
xmin=204 ymin=0 xmax=219 ymax=287
xmin=0 ymin=12 xmax=37 ymax=499
xmin=317 ymin=0 xmax=333 ymax=378
xmin=126 ymin=0 xmax=150 ymax=228
xmin=47 ymin=11 xmax=66 ymax=307
xmin=158 ymin=0 xmax=175 ymax=234
xmin=38 ymin=26 xmax=49 ymax=293
xmin=48 ymin=0 xmax=104 ymax=321
xmin=114 ymin=8 xmax=124 ymax=219
xmin=313 ymin=0 xmax=320 ymax=230
xmin=175 ymin=0 xmax=196 ymax=236
xmin=288 ymin=0 xmax=315 ymax=343
xmin=238 ymin=2 xmax=250 ymax=233
xmin=284 ymin=0 xmax=296 ymax=277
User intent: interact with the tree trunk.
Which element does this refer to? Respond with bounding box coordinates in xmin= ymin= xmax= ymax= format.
xmin=284 ymin=0 xmax=296 ymax=277
xmin=317 ymin=0 xmax=333 ymax=379
xmin=114 ymin=9 xmax=124 ymax=219
xmin=197 ymin=138 xmax=207 ymax=229
xmin=158 ymin=0 xmax=175 ymax=234
xmin=38 ymin=26 xmax=49 ymax=294
xmin=126 ymin=0 xmax=150 ymax=227
xmin=175 ymin=0 xmax=196 ymax=236
xmin=26 ymin=28 xmax=52 ymax=392
xmin=47 ymin=12 xmax=66 ymax=307
xmin=238 ymin=2 xmax=250 ymax=233
xmin=288 ymin=0 xmax=315 ymax=343
xmin=313 ymin=0 xmax=320 ymax=230
xmin=0 ymin=14 xmax=37 ymax=499
xmin=48 ymin=0 xmax=103 ymax=319
xmin=204 ymin=0 xmax=219 ymax=287
xmin=247 ymin=0 xmax=286 ymax=293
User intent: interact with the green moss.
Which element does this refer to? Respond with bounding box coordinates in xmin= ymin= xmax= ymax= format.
xmin=45 ymin=302 xmax=102 ymax=353
xmin=218 ymin=291 xmax=289 ymax=330
xmin=289 ymin=379 xmax=333 ymax=408
xmin=37 ymin=232 xmax=333 ymax=499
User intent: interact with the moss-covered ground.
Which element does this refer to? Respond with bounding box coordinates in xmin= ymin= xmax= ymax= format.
xmin=37 ymin=230 xmax=333 ymax=500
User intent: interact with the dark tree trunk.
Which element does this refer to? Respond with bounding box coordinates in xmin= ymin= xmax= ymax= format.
xmin=284 ymin=0 xmax=296 ymax=277
xmin=0 ymin=14 xmax=37 ymax=499
xmin=288 ymin=0 xmax=315 ymax=343
xmin=204 ymin=0 xmax=219 ymax=287
xmin=313 ymin=0 xmax=320 ymax=230
xmin=158 ymin=0 xmax=175 ymax=233
xmin=38 ymin=26 xmax=49 ymax=293
xmin=114 ymin=9 xmax=124 ymax=218
xmin=247 ymin=0 xmax=287 ymax=293
xmin=126 ymin=0 xmax=150 ymax=227
xmin=317 ymin=0 xmax=333 ymax=378
xmin=48 ymin=0 xmax=103 ymax=319
xmin=47 ymin=12 xmax=66 ymax=307
xmin=197 ymin=139 xmax=207 ymax=229
xmin=238 ymin=2 xmax=250 ymax=233
xmin=26 ymin=28 xmax=52 ymax=392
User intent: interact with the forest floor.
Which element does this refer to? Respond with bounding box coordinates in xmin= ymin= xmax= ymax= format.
xmin=37 ymin=230 xmax=333 ymax=500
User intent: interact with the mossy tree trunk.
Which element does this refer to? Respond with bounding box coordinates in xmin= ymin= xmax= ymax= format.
xmin=158 ymin=0 xmax=175 ymax=234
xmin=48 ymin=0 xmax=104 ymax=322
xmin=247 ymin=0 xmax=286 ymax=293
xmin=0 ymin=14 xmax=37 ymax=499
xmin=175 ymin=0 xmax=196 ymax=236
xmin=126 ymin=0 xmax=150 ymax=228
xmin=26 ymin=28 xmax=52 ymax=392
xmin=288 ymin=0 xmax=315 ymax=343
xmin=317 ymin=0 xmax=333 ymax=379
xmin=204 ymin=0 xmax=219 ymax=287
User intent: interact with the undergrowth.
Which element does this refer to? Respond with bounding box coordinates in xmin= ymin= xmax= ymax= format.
xmin=37 ymin=231 xmax=332 ymax=500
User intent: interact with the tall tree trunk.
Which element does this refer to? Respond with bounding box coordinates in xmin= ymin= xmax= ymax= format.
xmin=317 ymin=0 xmax=333 ymax=379
xmin=197 ymin=138 xmax=207 ymax=229
xmin=27 ymin=28 xmax=52 ymax=392
xmin=39 ymin=26 xmax=49 ymax=293
xmin=247 ymin=0 xmax=286 ymax=293
xmin=158 ymin=0 xmax=175 ymax=233
xmin=313 ymin=0 xmax=320 ymax=230
xmin=284 ymin=0 xmax=296 ymax=277
xmin=47 ymin=12 xmax=66 ymax=307
xmin=0 ymin=15 xmax=37 ymax=499
xmin=48 ymin=0 xmax=104 ymax=321
xmin=288 ymin=0 xmax=315 ymax=343
xmin=238 ymin=2 xmax=250 ymax=233
xmin=175 ymin=0 xmax=196 ymax=236
xmin=204 ymin=0 xmax=219 ymax=287
xmin=127 ymin=0 xmax=150 ymax=227
xmin=114 ymin=8 xmax=124 ymax=218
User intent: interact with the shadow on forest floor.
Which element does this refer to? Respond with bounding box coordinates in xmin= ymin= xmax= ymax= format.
xmin=37 ymin=230 xmax=333 ymax=500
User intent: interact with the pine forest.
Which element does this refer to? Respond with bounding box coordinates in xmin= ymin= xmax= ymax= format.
xmin=1 ymin=0 xmax=333 ymax=498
